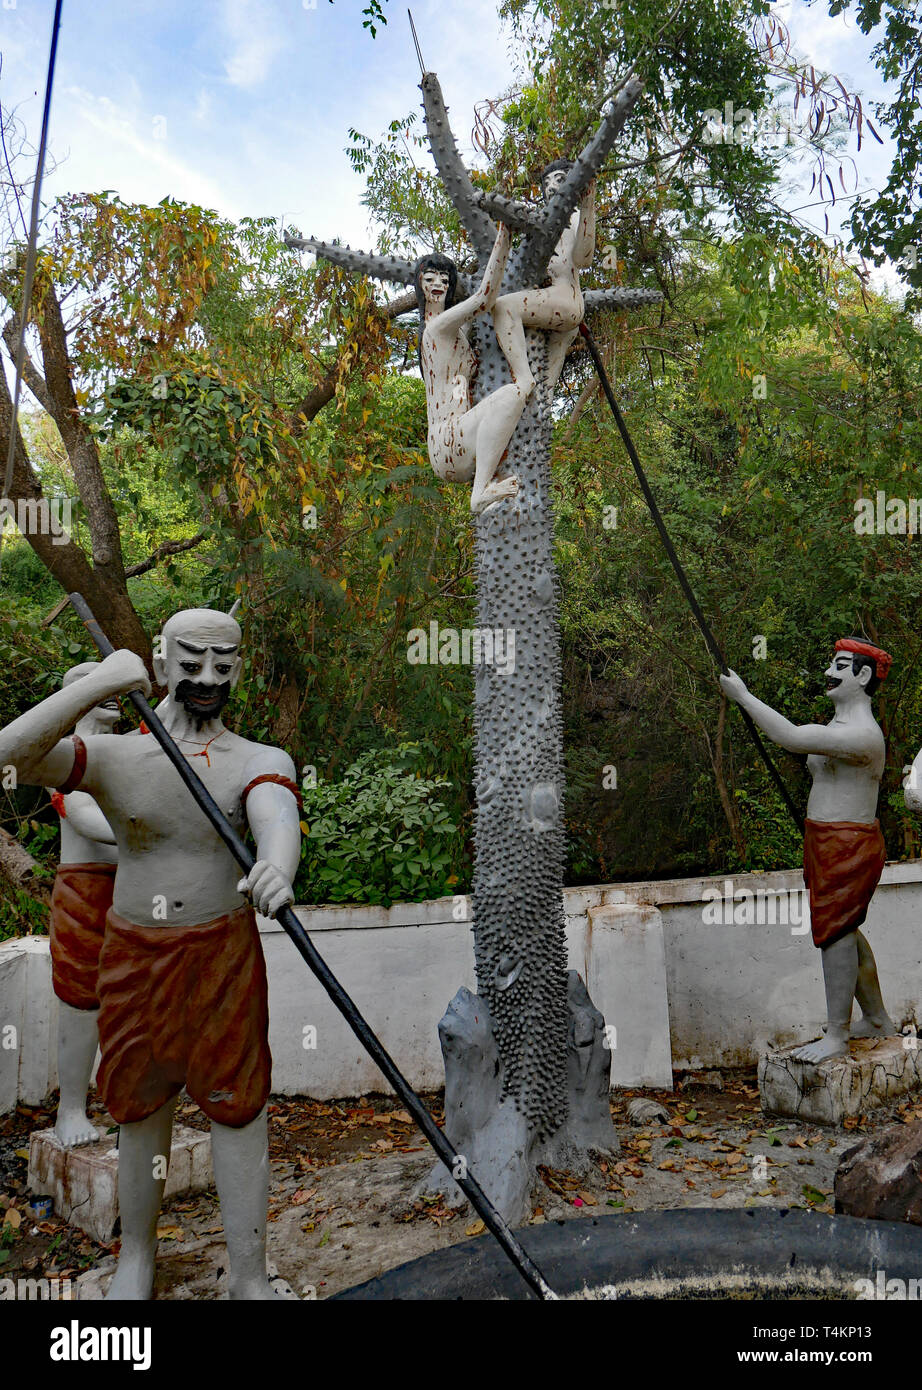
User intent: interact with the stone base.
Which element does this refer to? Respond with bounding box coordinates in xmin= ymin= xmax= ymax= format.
xmin=420 ymin=971 xmax=618 ymax=1224
xmin=28 ymin=1124 xmax=214 ymax=1243
xmin=759 ymin=1036 xmax=922 ymax=1126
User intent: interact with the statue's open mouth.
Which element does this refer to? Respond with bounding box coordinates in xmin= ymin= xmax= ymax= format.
xmin=99 ymin=699 xmax=120 ymax=712
xmin=826 ymin=677 xmax=843 ymax=692
xmin=175 ymin=680 xmax=231 ymax=725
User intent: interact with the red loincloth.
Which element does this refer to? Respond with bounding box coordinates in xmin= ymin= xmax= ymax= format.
xmin=49 ymin=862 xmax=117 ymax=1010
xmin=96 ymin=903 xmax=271 ymax=1128
xmin=802 ymin=818 xmax=886 ymax=949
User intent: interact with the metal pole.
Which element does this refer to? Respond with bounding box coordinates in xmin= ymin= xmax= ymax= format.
xmin=67 ymin=592 xmax=557 ymax=1301
xmin=579 ymin=324 xmax=804 ymax=835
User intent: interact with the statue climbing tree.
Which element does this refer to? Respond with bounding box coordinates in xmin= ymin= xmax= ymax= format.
xmin=289 ymin=69 xmax=661 ymax=1222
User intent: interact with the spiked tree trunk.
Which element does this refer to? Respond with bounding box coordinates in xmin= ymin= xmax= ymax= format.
xmin=469 ymin=327 xmax=569 ymax=1140
xmin=291 ymin=69 xmax=659 ymax=1222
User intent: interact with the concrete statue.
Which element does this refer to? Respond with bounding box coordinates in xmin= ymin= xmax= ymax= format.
xmin=0 ymin=607 xmax=301 ymax=1299
xmin=416 ymin=223 xmax=530 ymax=512
xmin=491 ymin=162 xmax=596 ymax=395
xmin=720 ymin=638 xmax=895 ymax=1063
xmin=46 ymin=662 xmax=120 ymax=1148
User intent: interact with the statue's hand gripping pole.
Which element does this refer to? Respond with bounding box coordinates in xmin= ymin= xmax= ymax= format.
xmin=66 ymin=593 xmax=557 ymax=1301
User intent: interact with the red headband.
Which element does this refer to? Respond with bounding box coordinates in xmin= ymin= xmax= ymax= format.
xmin=834 ymin=638 xmax=892 ymax=682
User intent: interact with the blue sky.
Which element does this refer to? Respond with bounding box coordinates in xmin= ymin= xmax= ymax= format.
xmin=0 ymin=0 xmax=901 ymax=282
xmin=0 ymin=0 xmax=517 ymax=248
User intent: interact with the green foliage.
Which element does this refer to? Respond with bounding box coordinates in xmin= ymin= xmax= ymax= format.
xmin=825 ymin=0 xmax=922 ymax=299
xmin=295 ymin=745 xmax=462 ymax=905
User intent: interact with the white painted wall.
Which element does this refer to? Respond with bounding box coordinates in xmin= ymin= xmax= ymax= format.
xmin=2 ymin=859 xmax=920 ymax=1109
xmin=261 ymin=894 xmax=672 ymax=1097
xmin=629 ymin=860 xmax=922 ymax=1070
xmin=0 ymin=937 xmax=57 ymax=1109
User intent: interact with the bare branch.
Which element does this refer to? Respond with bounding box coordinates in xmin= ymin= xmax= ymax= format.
xmin=420 ymin=71 xmax=496 ymax=259
xmin=383 ymin=288 xmax=418 ymax=317
xmin=285 ymin=235 xmax=418 ymax=288
xmin=36 ymin=284 xmax=126 ymax=576
xmin=562 ymin=374 xmax=599 ymax=443
xmin=1 ymin=314 xmax=53 ymax=414
xmin=516 ymin=75 xmax=645 ymax=285
xmin=124 ymin=530 xmax=208 ymax=578
xmin=290 ymin=289 xmax=423 ymax=432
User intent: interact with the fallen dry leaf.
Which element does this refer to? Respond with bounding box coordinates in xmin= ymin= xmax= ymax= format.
xmin=2 ymin=1207 xmax=22 ymax=1230
xmin=710 ymin=1188 xmax=727 ymax=1199
xmin=465 ymin=1220 xmax=485 ymax=1237
xmin=155 ymin=1223 xmax=185 ymax=1241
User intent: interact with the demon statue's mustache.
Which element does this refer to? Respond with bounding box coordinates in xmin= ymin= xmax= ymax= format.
xmin=174 ymin=680 xmax=232 ymax=729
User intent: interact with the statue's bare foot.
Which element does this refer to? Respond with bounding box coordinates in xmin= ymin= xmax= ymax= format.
xmin=791 ymin=1032 xmax=849 ymax=1064
xmin=851 ymin=1014 xmax=896 ymax=1039
xmin=105 ymin=1251 xmax=155 ymax=1301
xmin=472 ymin=475 xmax=519 ymax=514
xmin=54 ymin=1111 xmax=102 ymax=1148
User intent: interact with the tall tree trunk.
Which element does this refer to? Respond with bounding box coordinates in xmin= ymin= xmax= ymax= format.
xmin=470 ymin=328 xmax=569 ymax=1137
xmin=0 ymin=363 xmax=151 ymax=661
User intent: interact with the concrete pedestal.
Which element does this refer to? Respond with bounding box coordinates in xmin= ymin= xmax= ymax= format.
xmin=28 ymin=1124 xmax=214 ymax=1243
xmin=759 ymin=1036 xmax=922 ymax=1126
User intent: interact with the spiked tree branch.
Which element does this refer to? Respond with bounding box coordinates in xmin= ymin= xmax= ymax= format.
xmin=469 ymin=190 xmax=540 ymax=235
xmin=420 ymin=72 xmax=497 ymax=260
xmin=584 ymin=287 xmax=663 ymax=312
xmin=284 ymin=236 xmax=418 ymax=288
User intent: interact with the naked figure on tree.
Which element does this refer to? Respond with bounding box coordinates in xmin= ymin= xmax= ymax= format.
xmin=492 ymin=162 xmax=597 ymax=394
xmin=416 ymin=222 xmax=530 ymax=512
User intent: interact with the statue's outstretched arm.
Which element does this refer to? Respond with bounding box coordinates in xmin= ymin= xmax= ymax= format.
xmin=430 ymin=225 xmax=511 ymax=340
xmin=573 ymin=180 xmax=597 ymax=270
xmin=720 ymin=671 xmax=875 ymax=762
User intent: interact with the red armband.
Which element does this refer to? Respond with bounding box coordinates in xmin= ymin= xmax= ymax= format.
xmin=55 ymin=735 xmax=87 ymax=795
xmin=240 ymin=773 xmax=304 ymax=814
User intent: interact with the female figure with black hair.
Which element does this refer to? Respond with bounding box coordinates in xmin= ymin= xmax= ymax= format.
xmin=416 ymin=222 xmax=532 ymax=513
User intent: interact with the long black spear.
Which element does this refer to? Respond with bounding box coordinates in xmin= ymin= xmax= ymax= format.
xmin=66 ymin=592 xmax=557 ymax=1301
xmin=578 ymin=323 xmax=804 ymax=835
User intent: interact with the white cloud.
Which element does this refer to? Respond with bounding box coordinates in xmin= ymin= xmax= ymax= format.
xmin=220 ymin=0 xmax=285 ymax=89
xmin=55 ymin=86 xmax=232 ymax=214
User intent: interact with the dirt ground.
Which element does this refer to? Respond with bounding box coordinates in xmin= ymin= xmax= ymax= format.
xmin=2 ymin=1071 xmax=921 ymax=1299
